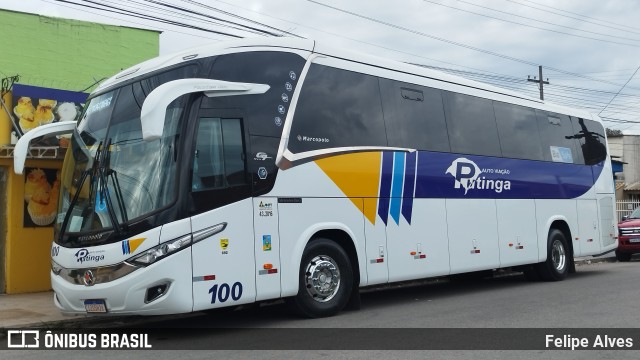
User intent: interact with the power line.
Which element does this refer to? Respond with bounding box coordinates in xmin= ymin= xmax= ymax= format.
xmin=305 ymin=0 xmax=640 ymax=91
xmin=451 ymin=0 xmax=640 ymax=43
xmin=53 ymin=0 xmax=243 ymax=38
xmin=113 ymin=0 xmax=266 ymax=35
xmin=179 ymin=0 xmax=303 ymax=38
xmin=421 ymin=0 xmax=640 ymax=47
xmin=137 ymin=0 xmax=282 ymax=37
xmin=502 ymin=0 xmax=640 ymax=35
xmin=210 ymin=0 xmax=526 ymax=79
xmin=599 ymin=65 xmax=640 ymax=115
xmin=40 ymin=0 xmax=226 ymax=42
xmin=417 ymin=64 xmax=640 ymax=118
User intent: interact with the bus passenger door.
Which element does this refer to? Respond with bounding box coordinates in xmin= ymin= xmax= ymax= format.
xmin=189 ymin=111 xmax=256 ymax=311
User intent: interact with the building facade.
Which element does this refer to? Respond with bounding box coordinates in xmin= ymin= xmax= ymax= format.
xmin=0 ymin=9 xmax=159 ymax=293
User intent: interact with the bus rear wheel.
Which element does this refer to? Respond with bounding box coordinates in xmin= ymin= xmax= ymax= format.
xmin=291 ymin=238 xmax=353 ymax=318
xmin=536 ymin=229 xmax=569 ymax=281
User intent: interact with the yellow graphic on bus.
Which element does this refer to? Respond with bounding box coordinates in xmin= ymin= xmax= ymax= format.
xmin=315 ymin=152 xmax=381 ymax=224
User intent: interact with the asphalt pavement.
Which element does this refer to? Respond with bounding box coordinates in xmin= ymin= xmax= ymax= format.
xmin=0 ymin=253 xmax=621 ymax=329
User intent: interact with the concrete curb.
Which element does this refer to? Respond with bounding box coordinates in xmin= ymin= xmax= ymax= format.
xmin=574 ymin=256 xmax=618 ymax=266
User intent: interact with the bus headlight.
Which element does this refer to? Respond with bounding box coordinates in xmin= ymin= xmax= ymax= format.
xmin=128 ymin=234 xmax=192 ymax=266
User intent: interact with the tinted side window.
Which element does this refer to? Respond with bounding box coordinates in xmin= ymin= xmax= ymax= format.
xmin=379 ymin=78 xmax=450 ymax=152
xmin=570 ymin=117 xmax=607 ymax=165
xmin=289 ymin=64 xmax=387 ymax=153
xmin=192 ymin=118 xmax=247 ymax=192
xmin=442 ymin=92 xmax=502 ymax=157
xmin=139 ymin=65 xmax=199 ymax=98
xmin=493 ymin=102 xmax=544 ymax=161
xmin=208 ymin=52 xmax=306 ymax=137
xmin=536 ymin=110 xmax=582 ymax=164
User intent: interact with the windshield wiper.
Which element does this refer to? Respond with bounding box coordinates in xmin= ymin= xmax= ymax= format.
xmin=103 ymin=138 xmax=129 ymax=226
xmin=98 ymin=138 xmax=126 ymax=235
xmin=60 ymin=139 xmax=103 ymax=236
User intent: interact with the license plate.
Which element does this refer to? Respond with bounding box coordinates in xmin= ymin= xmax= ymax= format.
xmin=630 ymin=238 xmax=640 ymax=243
xmin=84 ymin=299 xmax=107 ymax=313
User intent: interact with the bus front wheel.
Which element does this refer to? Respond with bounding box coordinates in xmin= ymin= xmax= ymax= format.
xmin=536 ymin=229 xmax=569 ymax=281
xmin=291 ymin=238 xmax=353 ymax=318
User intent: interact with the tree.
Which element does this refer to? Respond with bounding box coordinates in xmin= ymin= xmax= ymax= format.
xmin=606 ymin=128 xmax=622 ymax=137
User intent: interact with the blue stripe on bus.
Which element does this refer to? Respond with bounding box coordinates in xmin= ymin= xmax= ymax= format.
xmin=378 ymin=152 xmax=394 ymax=225
xmin=401 ymin=151 xmax=417 ymax=224
xmin=414 ymin=151 xmax=603 ymax=199
xmin=389 ymin=152 xmax=405 ymax=225
xmin=122 ymin=241 xmax=129 ymax=255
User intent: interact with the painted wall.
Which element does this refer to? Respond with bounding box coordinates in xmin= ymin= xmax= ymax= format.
xmin=0 ymin=158 xmax=62 ymax=293
xmin=0 ymin=9 xmax=159 ymax=92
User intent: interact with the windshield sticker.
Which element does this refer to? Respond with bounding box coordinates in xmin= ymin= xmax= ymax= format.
xmin=85 ymin=96 xmax=112 ymax=117
xmin=550 ymin=146 xmax=574 ymax=163
xmin=285 ymin=82 xmax=293 ymax=92
xmin=69 ymin=216 xmax=83 ymax=232
xmin=274 ymin=117 xmax=282 ymax=127
xmin=262 ymin=235 xmax=272 ymax=251
xmin=289 ymin=71 xmax=297 ymax=81
xmin=277 ymin=105 xmax=286 ymax=114
xmin=281 ymin=93 xmax=289 ymax=103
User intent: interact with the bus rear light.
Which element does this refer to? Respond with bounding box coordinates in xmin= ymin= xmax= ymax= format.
xmin=128 ymin=234 xmax=192 ymax=266
xmin=263 ymin=263 xmax=273 ymax=270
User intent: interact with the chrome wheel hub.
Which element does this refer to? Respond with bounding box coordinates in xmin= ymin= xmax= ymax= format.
xmin=304 ymin=255 xmax=341 ymax=303
xmin=551 ymin=239 xmax=566 ymax=272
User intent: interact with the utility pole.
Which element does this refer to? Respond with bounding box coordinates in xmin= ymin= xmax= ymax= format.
xmin=527 ymin=65 xmax=549 ymax=100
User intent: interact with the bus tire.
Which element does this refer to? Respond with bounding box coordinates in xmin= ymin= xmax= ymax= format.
xmin=615 ymin=251 xmax=631 ymax=262
xmin=536 ymin=229 xmax=569 ymax=281
xmin=291 ymin=238 xmax=353 ymax=318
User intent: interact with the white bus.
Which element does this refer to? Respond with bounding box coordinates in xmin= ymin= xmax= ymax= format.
xmin=15 ymin=38 xmax=617 ymax=318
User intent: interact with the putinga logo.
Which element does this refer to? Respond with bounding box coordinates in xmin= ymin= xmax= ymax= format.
xmin=445 ymin=158 xmax=511 ymax=194
xmin=74 ymin=248 xmax=105 ymax=264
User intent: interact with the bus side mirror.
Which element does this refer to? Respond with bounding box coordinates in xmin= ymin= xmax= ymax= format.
xmin=140 ymin=78 xmax=269 ymax=141
xmin=622 ymin=215 xmax=629 ymax=221
xmin=13 ymin=121 xmax=76 ymax=175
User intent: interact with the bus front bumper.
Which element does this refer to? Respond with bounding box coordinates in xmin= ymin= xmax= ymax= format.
xmin=51 ymin=249 xmax=193 ymax=315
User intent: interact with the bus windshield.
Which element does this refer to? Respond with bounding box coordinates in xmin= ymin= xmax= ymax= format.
xmin=55 ymin=84 xmax=187 ymax=244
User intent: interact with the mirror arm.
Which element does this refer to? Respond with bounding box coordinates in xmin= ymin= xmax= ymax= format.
xmin=140 ymin=78 xmax=269 ymax=142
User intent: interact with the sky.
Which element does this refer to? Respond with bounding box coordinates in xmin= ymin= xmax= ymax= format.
xmin=1 ymin=0 xmax=640 ymax=132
